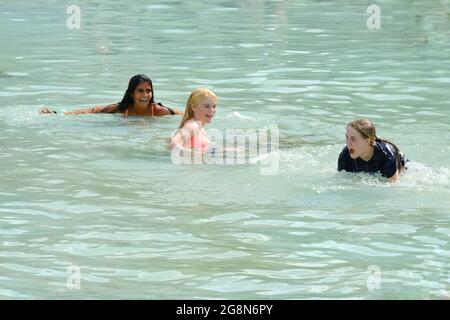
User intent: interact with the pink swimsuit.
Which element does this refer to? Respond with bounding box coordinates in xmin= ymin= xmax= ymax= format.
xmin=190 ymin=136 xmax=208 ymax=152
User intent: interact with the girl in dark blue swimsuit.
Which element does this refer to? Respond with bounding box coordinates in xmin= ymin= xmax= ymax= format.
xmin=338 ymin=119 xmax=407 ymax=182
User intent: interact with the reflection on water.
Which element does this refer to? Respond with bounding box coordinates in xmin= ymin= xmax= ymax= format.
xmin=1 ymin=0 xmax=450 ymax=299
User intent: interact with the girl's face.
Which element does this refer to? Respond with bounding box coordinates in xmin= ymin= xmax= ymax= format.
xmin=192 ymin=96 xmax=216 ymax=124
xmin=346 ymin=126 xmax=372 ymax=159
xmin=132 ymin=82 xmax=152 ymax=107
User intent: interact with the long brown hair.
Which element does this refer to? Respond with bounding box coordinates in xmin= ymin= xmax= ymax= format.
xmin=178 ymin=88 xmax=217 ymax=129
xmin=347 ymin=118 xmax=405 ymax=172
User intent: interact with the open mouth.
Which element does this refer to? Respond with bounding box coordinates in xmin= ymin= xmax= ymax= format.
xmin=349 ymin=148 xmax=355 ymax=155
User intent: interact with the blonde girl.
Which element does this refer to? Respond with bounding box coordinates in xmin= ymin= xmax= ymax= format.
xmin=170 ymin=88 xmax=217 ymax=153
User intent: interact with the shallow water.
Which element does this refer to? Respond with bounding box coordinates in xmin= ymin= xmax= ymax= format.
xmin=1 ymin=0 xmax=450 ymax=299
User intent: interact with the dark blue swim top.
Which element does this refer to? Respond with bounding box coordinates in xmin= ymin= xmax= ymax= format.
xmin=337 ymin=139 xmax=407 ymax=178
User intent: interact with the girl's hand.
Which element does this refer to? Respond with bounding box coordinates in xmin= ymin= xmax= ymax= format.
xmin=39 ymin=106 xmax=57 ymax=114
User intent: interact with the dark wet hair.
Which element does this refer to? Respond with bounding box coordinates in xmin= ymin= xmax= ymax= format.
xmin=114 ymin=74 xmax=154 ymax=113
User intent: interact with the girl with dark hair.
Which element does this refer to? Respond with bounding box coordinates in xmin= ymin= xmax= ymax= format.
xmin=39 ymin=74 xmax=182 ymax=116
xmin=338 ymin=118 xmax=408 ymax=182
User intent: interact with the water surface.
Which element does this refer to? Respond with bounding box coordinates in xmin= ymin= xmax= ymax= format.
xmin=1 ymin=0 xmax=450 ymax=299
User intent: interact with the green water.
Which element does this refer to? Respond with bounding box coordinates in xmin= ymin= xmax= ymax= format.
xmin=1 ymin=0 xmax=449 ymax=299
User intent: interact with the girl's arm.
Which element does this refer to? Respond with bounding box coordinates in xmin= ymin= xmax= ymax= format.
xmin=154 ymin=103 xmax=183 ymax=116
xmin=169 ymin=127 xmax=191 ymax=150
xmin=388 ymin=170 xmax=400 ymax=183
xmin=64 ymin=103 xmax=118 ymax=115
xmin=39 ymin=104 xmax=118 ymax=115
xmin=169 ymin=131 xmax=184 ymax=150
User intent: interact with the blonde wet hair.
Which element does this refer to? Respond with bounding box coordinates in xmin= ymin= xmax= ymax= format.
xmin=178 ymin=88 xmax=217 ymax=129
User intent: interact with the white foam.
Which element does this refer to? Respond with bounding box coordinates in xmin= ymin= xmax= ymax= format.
xmin=223 ymin=111 xmax=256 ymax=122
